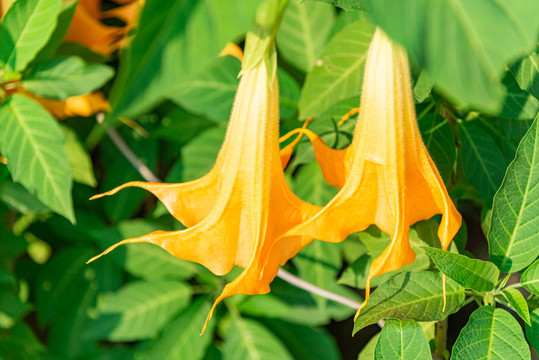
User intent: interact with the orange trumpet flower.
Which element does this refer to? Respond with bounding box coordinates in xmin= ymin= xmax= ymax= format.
xmin=283 ymin=29 xmax=462 ymax=314
xmin=87 ymin=37 xmax=320 ymax=332
xmin=64 ymin=0 xmax=143 ymax=55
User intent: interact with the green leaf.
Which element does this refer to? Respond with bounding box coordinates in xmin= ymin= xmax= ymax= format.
xmin=262 ymin=319 xmax=340 ymax=360
xmin=0 ymin=94 xmax=74 ymax=222
xmin=23 ymin=56 xmax=114 ymax=99
xmin=62 ymin=125 xmax=97 ymax=187
xmin=502 ymin=288 xmax=530 ymax=325
xmin=31 ymin=0 xmax=78 ymax=63
xmin=499 ymin=72 xmax=539 ymax=120
xmin=413 ymin=71 xmax=434 ymax=103
xmin=364 ymin=0 xmax=539 ymax=113
xmin=374 ymin=319 xmax=431 ymax=360
xmin=137 ymin=298 xmax=215 ymax=360
xmin=167 ymin=56 xmax=240 ymax=123
xmin=110 ymin=0 xmax=262 ymax=120
xmin=0 ymin=288 xmax=31 ymax=329
xmin=0 ymin=0 xmax=62 ymax=72
xmin=353 ymin=271 xmax=465 ymax=334
xmin=276 ymin=0 xmax=335 ymax=73
xmin=452 ymin=306 xmax=530 ymax=360
xmin=460 ymin=121 xmax=506 ymax=203
xmin=521 ymin=259 xmax=539 ymax=295
xmin=223 ymin=315 xmax=294 ymax=360
xmin=418 ymin=113 xmax=456 ymax=184
xmin=423 ymin=247 xmax=499 ymax=292
xmin=292 ymin=162 xmax=338 ymax=206
xmin=0 ymin=181 xmax=48 ymax=214
xmin=298 ymin=18 xmax=374 ymax=118
xmin=358 ymin=333 xmax=379 ymax=360
xmin=36 ymin=248 xmax=94 ymax=325
xmin=0 ymin=323 xmax=45 ymax=359
xmin=488 ymin=114 xmax=539 ymax=273
xmin=278 ymin=68 xmax=301 ymax=119
xmin=85 ymin=280 xmax=191 ymax=341
xmin=181 ymin=126 xmax=225 ymax=181
xmin=305 ymin=0 xmax=365 ymax=11
xmin=510 ymin=52 xmax=539 ymax=100
xmin=526 ymin=308 xmax=539 ymax=353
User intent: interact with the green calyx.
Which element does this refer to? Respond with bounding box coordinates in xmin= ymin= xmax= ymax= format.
xmin=241 ymin=0 xmax=289 ymax=84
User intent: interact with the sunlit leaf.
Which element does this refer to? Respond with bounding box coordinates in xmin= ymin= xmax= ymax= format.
xmin=375 ymin=319 xmax=431 ymax=360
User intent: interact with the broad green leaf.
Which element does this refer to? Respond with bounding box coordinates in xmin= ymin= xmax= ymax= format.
xmin=237 ymin=277 xmax=352 ymax=326
xmin=153 ymin=106 xmax=216 ymax=146
xmin=358 ymin=333 xmax=379 ymax=360
xmin=374 ymin=319 xmax=431 ymax=360
xmin=262 ymin=319 xmax=340 ymax=360
xmin=85 ymin=280 xmax=191 ymax=341
xmin=278 ymin=68 xmax=301 ymax=119
xmin=460 ymin=121 xmax=506 ymax=203
xmin=100 ymin=126 xmax=157 ymax=222
xmin=452 ymin=306 xmax=530 ymax=360
xmin=167 ymin=56 xmax=240 ymax=123
xmin=413 ymin=71 xmax=434 ymax=103
xmin=223 ymin=316 xmax=293 ymax=360
xmin=0 ymin=323 xmax=45 ymax=359
xmin=298 ymin=18 xmax=374 ymax=118
xmin=48 ymin=282 xmax=98 ymax=358
xmin=338 ymin=222 xmax=437 ymax=289
xmin=364 ymin=0 xmax=539 ymax=113
xmin=110 ymin=0 xmax=261 ymax=120
xmin=0 ymin=181 xmax=48 ymax=214
xmin=305 ymin=0 xmax=365 ymax=11
xmin=23 ymin=56 xmax=114 ymax=99
xmin=489 ymin=115 xmax=539 ymax=272
xmin=477 ymin=117 xmax=518 ymax=164
xmin=418 ymin=113 xmax=456 ymax=184
xmin=0 ymin=0 xmax=62 ymax=72
xmin=511 ymin=52 xmax=539 ymax=100
xmin=423 ymin=247 xmax=499 ymax=292
xmin=502 ymin=288 xmax=530 ymax=325
xmin=0 ymin=288 xmax=31 ymax=329
xmin=499 ymin=72 xmax=539 ymax=120
xmin=137 ymin=298 xmax=215 ymax=360
xmin=353 ymin=272 xmax=465 ymax=334
xmin=0 ymin=95 xmax=74 ymax=222
xmin=90 ymin=219 xmax=195 ymax=280
xmin=181 ymin=126 xmax=225 ymax=181
xmin=276 ymin=0 xmax=335 ymax=73
xmin=526 ymin=308 xmax=539 ymax=353
xmin=62 ymin=126 xmax=97 ymax=187
xmin=292 ymin=162 xmax=338 ymax=206
xmin=522 ymin=259 xmax=539 ymax=295
xmin=36 ymin=248 xmax=94 ymax=325
xmin=31 ymin=0 xmax=77 ymax=63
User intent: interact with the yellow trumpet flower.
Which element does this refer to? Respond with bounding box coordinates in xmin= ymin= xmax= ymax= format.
xmin=88 ymin=42 xmax=320 ymax=332
xmin=284 ymin=28 xmax=462 ymax=314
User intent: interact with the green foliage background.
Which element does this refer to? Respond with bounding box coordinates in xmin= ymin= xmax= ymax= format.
xmin=1 ymin=0 xmax=539 ymax=359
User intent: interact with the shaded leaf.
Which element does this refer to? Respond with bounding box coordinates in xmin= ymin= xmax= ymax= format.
xmin=418 ymin=113 xmax=456 ymax=184
xmin=62 ymin=125 xmax=97 ymax=187
xmin=526 ymin=308 xmax=539 ymax=353
xmin=511 ymin=51 xmax=539 ymax=100
xmin=423 ymin=247 xmax=499 ymax=292
xmin=0 ymin=181 xmax=48 ymax=214
xmin=452 ymin=306 xmax=530 ymax=360
xmin=499 ymin=72 xmax=539 ymax=120
xmin=460 ymin=121 xmax=506 ymax=203
xmin=489 ymin=114 xmax=539 ymax=272
xmin=23 ymin=56 xmax=114 ymax=99
xmin=353 ymin=272 xmax=465 ymax=334
xmin=0 ymin=94 xmax=74 ymax=222
xmin=0 ymin=0 xmax=62 ymax=72
xmin=305 ymin=0 xmax=365 ymax=11
xmin=375 ymin=319 xmax=431 ymax=360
